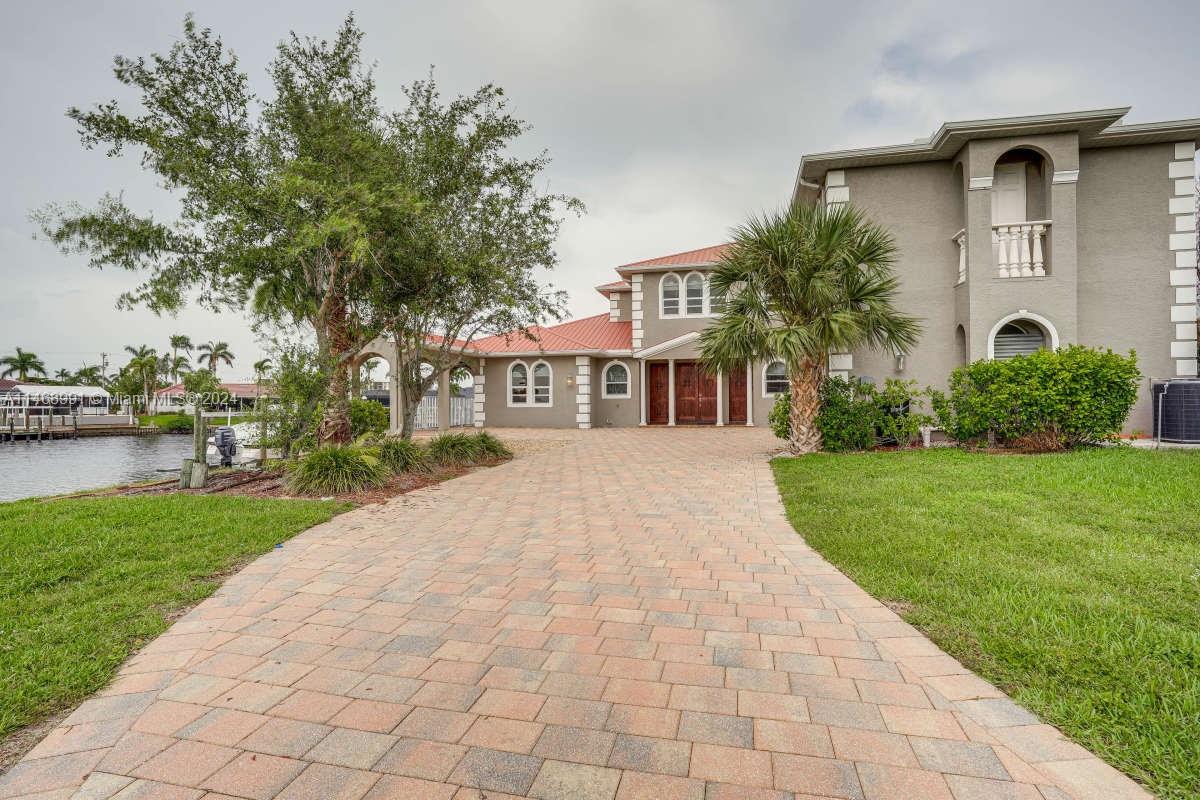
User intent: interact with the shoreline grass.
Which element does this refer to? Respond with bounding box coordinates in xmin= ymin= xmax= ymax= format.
xmin=772 ymin=447 xmax=1200 ymax=799
xmin=0 ymin=494 xmax=349 ymax=743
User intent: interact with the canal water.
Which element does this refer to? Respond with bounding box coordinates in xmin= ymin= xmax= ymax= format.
xmin=0 ymin=435 xmax=197 ymax=502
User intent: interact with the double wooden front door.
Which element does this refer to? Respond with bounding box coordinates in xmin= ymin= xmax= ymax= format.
xmin=675 ymin=362 xmax=716 ymax=424
xmin=647 ymin=361 xmax=722 ymax=424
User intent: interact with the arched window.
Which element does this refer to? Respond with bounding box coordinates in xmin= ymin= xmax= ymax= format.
xmin=992 ymin=321 xmax=1046 ymax=359
xmin=508 ymin=361 xmax=528 ymax=405
xmin=532 ymin=361 xmax=552 ymax=404
xmin=661 ymin=274 xmax=680 ymax=316
xmin=685 ymin=273 xmax=705 ymax=315
xmin=602 ymin=361 xmax=630 ymax=398
xmin=763 ymin=361 xmax=789 ymax=395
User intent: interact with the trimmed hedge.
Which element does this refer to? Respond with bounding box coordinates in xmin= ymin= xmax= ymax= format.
xmin=770 ymin=377 xmax=930 ymax=452
xmin=932 ymin=345 xmax=1139 ymax=449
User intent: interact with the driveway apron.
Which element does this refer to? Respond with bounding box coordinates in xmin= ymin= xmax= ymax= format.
xmin=0 ymin=427 xmax=1148 ymax=800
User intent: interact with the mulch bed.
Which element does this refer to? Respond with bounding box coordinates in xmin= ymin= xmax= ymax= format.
xmin=70 ymin=458 xmax=511 ymax=505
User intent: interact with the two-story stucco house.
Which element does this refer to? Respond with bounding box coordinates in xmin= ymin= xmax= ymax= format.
xmin=367 ymin=107 xmax=1198 ymax=433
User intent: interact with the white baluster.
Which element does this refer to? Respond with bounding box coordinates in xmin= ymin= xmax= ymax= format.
xmin=956 ymin=232 xmax=967 ymax=284
xmin=1032 ymin=224 xmax=1046 ymax=276
xmin=1019 ymin=225 xmax=1033 ymax=277
xmin=995 ymin=227 xmax=1009 ymax=278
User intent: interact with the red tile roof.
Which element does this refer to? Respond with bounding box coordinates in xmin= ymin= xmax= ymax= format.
xmin=471 ymin=314 xmax=632 ymax=354
xmin=0 ymin=378 xmax=18 ymax=392
xmin=618 ymin=243 xmax=730 ymax=270
xmin=595 ymin=279 xmax=631 ymax=296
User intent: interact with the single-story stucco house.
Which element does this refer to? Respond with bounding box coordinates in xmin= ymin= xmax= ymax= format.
xmin=363 ymin=106 xmax=1199 ymax=433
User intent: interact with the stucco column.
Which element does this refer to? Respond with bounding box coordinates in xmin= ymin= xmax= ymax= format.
xmin=575 ymin=356 xmax=591 ymax=429
xmin=638 ymin=360 xmax=647 ymax=426
xmin=667 ymin=359 xmax=676 ymax=426
xmin=473 ymin=359 xmax=486 ymax=428
xmin=745 ymin=361 xmax=754 ymax=426
xmin=437 ymin=367 xmax=451 ymax=430
xmin=715 ymin=370 xmax=724 ymax=426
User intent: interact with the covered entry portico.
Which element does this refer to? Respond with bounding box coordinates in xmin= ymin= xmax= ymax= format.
xmin=636 ymin=332 xmax=755 ymax=426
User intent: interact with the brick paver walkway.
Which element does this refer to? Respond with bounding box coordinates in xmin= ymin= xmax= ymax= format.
xmin=1 ymin=428 xmax=1148 ymax=800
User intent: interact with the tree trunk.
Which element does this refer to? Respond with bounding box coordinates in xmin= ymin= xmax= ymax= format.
xmin=787 ymin=358 xmax=824 ymax=454
xmin=316 ymin=297 xmax=354 ymax=446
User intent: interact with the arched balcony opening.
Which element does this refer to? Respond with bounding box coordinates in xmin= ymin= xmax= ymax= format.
xmin=991 ymin=147 xmax=1052 ymax=278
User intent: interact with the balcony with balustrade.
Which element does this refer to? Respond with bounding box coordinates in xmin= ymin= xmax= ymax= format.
xmin=989 ymin=148 xmax=1052 ymax=279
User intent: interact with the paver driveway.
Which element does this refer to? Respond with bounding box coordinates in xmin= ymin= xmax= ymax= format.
xmin=1 ymin=427 xmax=1147 ymax=800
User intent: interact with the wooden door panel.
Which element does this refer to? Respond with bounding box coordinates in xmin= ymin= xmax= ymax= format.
xmin=675 ymin=362 xmax=698 ymax=423
xmin=648 ymin=363 xmax=669 ymax=424
xmin=697 ymin=368 xmax=717 ymax=423
xmin=728 ymin=368 xmax=747 ymax=423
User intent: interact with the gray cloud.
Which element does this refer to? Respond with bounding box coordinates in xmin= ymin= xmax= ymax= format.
xmin=2 ymin=0 xmax=1197 ymax=377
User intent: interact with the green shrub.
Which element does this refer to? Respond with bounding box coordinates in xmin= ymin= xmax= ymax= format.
xmin=288 ymin=445 xmax=388 ymax=495
xmin=155 ymin=414 xmax=193 ymax=434
xmin=815 ymin=377 xmax=878 ymax=452
xmin=426 ymin=432 xmax=485 ymax=465
xmin=772 ymin=376 xmax=931 ymax=452
xmin=473 ymin=431 xmax=512 ymax=460
xmin=768 ymin=393 xmax=792 ymax=441
xmin=932 ymin=345 xmax=1140 ymax=449
xmin=350 ymin=398 xmax=389 ymax=438
xmin=379 ymin=437 xmax=429 ymax=473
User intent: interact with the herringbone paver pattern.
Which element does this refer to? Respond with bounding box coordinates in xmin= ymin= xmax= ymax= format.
xmin=0 ymin=428 xmax=1149 ymax=799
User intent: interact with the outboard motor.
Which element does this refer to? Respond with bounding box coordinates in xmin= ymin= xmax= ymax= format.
xmin=213 ymin=426 xmax=238 ymax=467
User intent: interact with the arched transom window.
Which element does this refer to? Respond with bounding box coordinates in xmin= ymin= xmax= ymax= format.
xmin=508 ymin=362 xmax=528 ymax=405
xmin=763 ymin=360 xmax=789 ymax=396
xmin=532 ymin=361 xmax=552 ymax=404
xmin=602 ymin=361 xmax=630 ymax=398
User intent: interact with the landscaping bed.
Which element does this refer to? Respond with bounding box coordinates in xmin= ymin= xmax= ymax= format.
xmin=772 ymin=447 xmax=1200 ymax=800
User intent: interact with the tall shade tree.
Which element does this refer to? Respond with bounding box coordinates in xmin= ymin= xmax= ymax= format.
xmin=197 ymin=341 xmax=234 ymax=372
xmin=1 ymin=348 xmax=48 ymax=381
xmin=380 ymin=78 xmax=579 ymax=437
xmin=35 ymin=15 xmax=421 ymax=445
xmin=700 ymin=204 xmax=921 ymax=453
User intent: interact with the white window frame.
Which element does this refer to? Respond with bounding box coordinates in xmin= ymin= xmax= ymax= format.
xmin=507 ymin=360 xmax=529 ymax=407
xmin=507 ymin=358 xmax=554 ymax=407
xmin=660 ymin=272 xmax=682 ymax=317
xmin=601 ymin=360 xmax=631 ymax=399
xmin=531 ymin=359 xmax=553 ymax=406
xmin=683 ymin=271 xmax=707 ymax=316
xmin=762 ymin=360 xmax=790 ymax=397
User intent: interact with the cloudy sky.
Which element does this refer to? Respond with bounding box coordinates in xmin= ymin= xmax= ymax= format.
xmin=3 ymin=0 xmax=1197 ymax=379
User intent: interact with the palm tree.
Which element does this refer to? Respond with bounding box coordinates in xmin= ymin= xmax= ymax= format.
xmin=54 ymin=368 xmax=73 ymax=383
xmin=128 ymin=354 xmax=160 ymax=414
xmin=73 ymin=365 xmax=104 ymax=386
xmin=124 ymin=344 xmax=156 ymax=360
xmin=168 ymin=335 xmax=193 ymax=380
xmin=252 ymin=358 xmax=273 ymax=379
xmin=699 ymin=204 xmax=921 ymax=453
xmin=197 ymin=341 xmax=234 ymax=372
xmin=0 ymin=348 xmax=48 ymax=381
xmin=166 ymin=355 xmax=192 ymax=381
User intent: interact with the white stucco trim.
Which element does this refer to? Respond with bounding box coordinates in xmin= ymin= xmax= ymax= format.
xmin=968 ymin=176 xmax=993 ymax=191
xmin=600 ymin=360 xmax=631 ymax=399
xmin=637 ymin=330 xmax=701 ymax=359
xmin=826 ymin=170 xmax=846 ymax=187
xmin=761 ymin=359 xmax=789 ymax=399
xmin=575 ymin=356 xmax=591 ymax=429
xmin=825 ymin=185 xmax=850 ymax=204
xmin=1051 ymin=169 xmax=1079 ymax=184
xmin=986 ymin=310 xmax=1060 ymax=359
xmin=1168 ymin=143 xmax=1197 ymax=379
xmin=609 ymin=292 xmax=621 ymax=322
xmin=631 ymin=273 xmax=644 ymax=350
xmin=473 ymin=359 xmax=486 ymax=428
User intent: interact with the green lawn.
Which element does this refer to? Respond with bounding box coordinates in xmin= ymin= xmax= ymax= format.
xmin=772 ymin=447 xmax=1200 ymax=800
xmin=0 ymin=495 xmax=347 ymax=739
